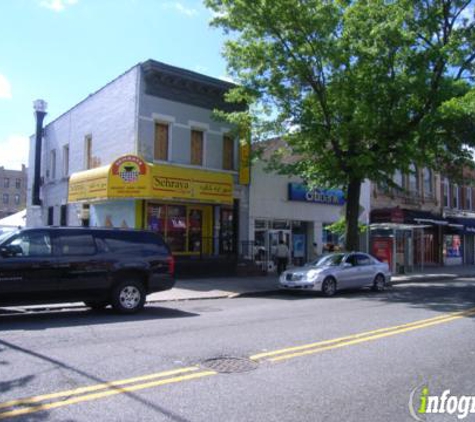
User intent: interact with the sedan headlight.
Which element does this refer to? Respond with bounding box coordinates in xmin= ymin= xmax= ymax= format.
xmin=307 ymin=270 xmax=320 ymax=281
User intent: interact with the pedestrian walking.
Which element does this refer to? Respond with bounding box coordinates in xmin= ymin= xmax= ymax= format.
xmin=276 ymin=240 xmax=289 ymax=275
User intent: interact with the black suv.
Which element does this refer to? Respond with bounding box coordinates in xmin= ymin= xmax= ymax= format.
xmin=0 ymin=227 xmax=175 ymax=314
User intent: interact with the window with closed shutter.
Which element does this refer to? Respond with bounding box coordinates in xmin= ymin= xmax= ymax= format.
xmin=223 ymin=135 xmax=234 ymax=170
xmin=154 ymin=123 xmax=169 ymax=161
xmin=191 ymin=130 xmax=203 ymax=165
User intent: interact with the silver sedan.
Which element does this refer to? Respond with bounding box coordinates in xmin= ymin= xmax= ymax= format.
xmin=279 ymin=252 xmax=391 ymax=296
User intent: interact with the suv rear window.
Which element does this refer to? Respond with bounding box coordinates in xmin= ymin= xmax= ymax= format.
xmin=57 ymin=233 xmax=96 ymax=256
xmin=100 ymin=231 xmax=169 ymax=256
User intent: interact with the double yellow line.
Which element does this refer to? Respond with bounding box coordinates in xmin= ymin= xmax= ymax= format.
xmin=1 ymin=307 xmax=474 ymax=419
xmin=251 ymin=307 xmax=475 ymax=362
xmin=0 ymin=367 xmax=216 ymax=420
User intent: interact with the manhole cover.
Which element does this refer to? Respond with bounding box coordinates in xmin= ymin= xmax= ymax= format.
xmin=201 ymin=356 xmax=258 ymax=374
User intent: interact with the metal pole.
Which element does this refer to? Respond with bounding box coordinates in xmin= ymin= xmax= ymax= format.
xmin=421 ymin=229 xmax=424 ymax=272
xmin=32 ymin=100 xmax=47 ymax=206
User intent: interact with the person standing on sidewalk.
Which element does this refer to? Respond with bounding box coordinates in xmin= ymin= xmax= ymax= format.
xmin=276 ymin=240 xmax=290 ymax=275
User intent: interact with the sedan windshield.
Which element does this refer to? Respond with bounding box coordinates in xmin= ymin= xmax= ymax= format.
xmin=312 ymin=253 xmax=345 ymax=267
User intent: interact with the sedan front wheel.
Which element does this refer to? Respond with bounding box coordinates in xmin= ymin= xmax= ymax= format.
xmin=321 ymin=277 xmax=337 ymax=297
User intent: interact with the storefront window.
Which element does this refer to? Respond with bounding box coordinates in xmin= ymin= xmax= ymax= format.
xmin=220 ymin=208 xmax=234 ymax=253
xmin=148 ymin=205 xmax=166 ymax=233
xmin=166 ymin=205 xmax=187 ymax=252
xmin=444 ymin=235 xmax=462 ymax=259
xmin=188 ymin=208 xmax=203 ymax=252
xmin=147 ymin=203 xmax=218 ymax=255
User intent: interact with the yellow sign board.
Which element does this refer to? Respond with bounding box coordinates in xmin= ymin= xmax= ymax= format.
xmin=68 ymin=167 xmax=108 ymax=202
xmin=151 ymin=164 xmax=233 ymax=204
xmin=108 ymin=155 xmax=151 ymax=198
xmin=239 ymin=140 xmax=250 ymax=185
xmin=68 ymin=155 xmax=233 ymax=205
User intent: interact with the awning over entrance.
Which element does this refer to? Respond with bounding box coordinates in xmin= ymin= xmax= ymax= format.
xmin=446 ymin=216 xmax=475 ymax=234
xmin=370 ymin=208 xmax=446 ymax=227
xmin=68 ymin=154 xmax=234 ymax=205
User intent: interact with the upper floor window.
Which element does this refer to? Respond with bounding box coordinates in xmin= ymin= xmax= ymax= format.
xmin=85 ymin=135 xmax=92 ymax=169
xmin=3 ymin=193 xmax=9 ymax=204
xmin=443 ymin=178 xmax=450 ymax=208
xmin=3 ymin=178 xmax=9 ymax=188
xmin=223 ymin=135 xmax=234 ymax=170
xmin=465 ymin=187 xmax=472 ymax=211
xmin=191 ymin=130 xmax=203 ymax=166
xmin=15 ymin=178 xmax=21 ymax=189
xmin=50 ymin=149 xmax=56 ymax=179
xmin=63 ymin=144 xmax=69 ymax=177
xmin=14 ymin=194 xmax=20 ymax=205
xmin=423 ymin=168 xmax=433 ymax=197
xmin=393 ymin=170 xmax=404 ymax=191
xmin=408 ymin=164 xmax=419 ymax=193
xmin=452 ymin=184 xmax=459 ymax=209
xmin=154 ymin=123 xmax=169 ymax=161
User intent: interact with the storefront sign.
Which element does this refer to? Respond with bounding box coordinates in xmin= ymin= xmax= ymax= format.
xmin=68 ymin=167 xmax=108 ymax=202
xmin=239 ymin=140 xmax=250 ymax=185
xmin=68 ymin=154 xmax=234 ymax=205
xmin=288 ymin=183 xmax=345 ymax=206
xmin=151 ymin=164 xmax=233 ymax=204
xmin=109 ymin=155 xmax=150 ymax=198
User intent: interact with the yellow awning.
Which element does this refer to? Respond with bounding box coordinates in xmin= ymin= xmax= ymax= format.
xmin=68 ymin=154 xmax=234 ymax=205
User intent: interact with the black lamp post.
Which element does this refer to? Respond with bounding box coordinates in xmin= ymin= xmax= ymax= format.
xmin=32 ymin=99 xmax=47 ymax=206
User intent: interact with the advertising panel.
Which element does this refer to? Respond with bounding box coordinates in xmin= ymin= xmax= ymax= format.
xmin=288 ymin=183 xmax=345 ymax=206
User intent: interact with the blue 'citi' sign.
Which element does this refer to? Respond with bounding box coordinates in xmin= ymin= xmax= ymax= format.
xmin=288 ymin=183 xmax=345 ymax=206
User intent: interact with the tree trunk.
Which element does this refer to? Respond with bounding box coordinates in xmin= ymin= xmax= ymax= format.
xmin=344 ymin=178 xmax=362 ymax=252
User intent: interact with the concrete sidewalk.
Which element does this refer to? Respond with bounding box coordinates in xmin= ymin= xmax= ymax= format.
xmin=148 ymin=264 xmax=475 ymax=303
xmin=5 ymin=265 xmax=475 ymax=313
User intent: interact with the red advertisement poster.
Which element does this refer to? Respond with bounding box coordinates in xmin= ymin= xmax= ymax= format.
xmin=372 ymin=238 xmax=393 ymax=268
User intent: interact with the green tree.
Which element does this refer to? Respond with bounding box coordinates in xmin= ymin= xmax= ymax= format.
xmin=205 ymin=0 xmax=475 ymax=251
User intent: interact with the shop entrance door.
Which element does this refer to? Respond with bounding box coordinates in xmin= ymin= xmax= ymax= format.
xmin=188 ymin=206 xmax=213 ymax=255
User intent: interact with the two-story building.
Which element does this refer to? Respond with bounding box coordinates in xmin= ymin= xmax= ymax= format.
xmin=27 ymin=60 xmax=250 ymax=276
xmin=369 ymin=167 xmax=444 ymax=273
xmin=441 ymin=167 xmax=475 ymax=265
xmin=248 ymin=139 xmax=371 ymax=271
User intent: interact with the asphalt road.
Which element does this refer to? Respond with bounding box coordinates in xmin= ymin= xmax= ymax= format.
xmin=1 ymin=279 xmax=475 ymax=422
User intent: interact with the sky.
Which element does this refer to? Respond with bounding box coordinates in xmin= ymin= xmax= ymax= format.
xmin=0 ymin=0 xmax=229 ymax=170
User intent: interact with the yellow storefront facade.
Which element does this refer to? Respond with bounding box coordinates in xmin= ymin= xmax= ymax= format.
xmin=68 ymin=155 xmax=236 ymax=256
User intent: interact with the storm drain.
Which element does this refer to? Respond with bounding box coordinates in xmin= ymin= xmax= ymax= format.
xmin=200 ymin=356 xmax=258 ymax=374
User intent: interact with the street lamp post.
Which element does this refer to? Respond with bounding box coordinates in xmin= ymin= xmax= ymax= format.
xmin=32 ymin=99 xmax=47 ymax=206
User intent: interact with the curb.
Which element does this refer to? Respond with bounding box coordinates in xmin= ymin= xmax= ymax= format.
xmin=1 ymin=274 xmax=473 ymax=314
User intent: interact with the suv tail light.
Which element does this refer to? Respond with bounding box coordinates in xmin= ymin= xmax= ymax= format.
xmin=167 ymin=255 xmax=175 ymax=276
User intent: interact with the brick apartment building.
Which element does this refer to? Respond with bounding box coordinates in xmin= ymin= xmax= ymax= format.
xmin=0 ymin=165 xmax=27 ymax=219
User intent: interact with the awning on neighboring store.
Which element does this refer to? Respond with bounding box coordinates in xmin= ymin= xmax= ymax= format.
xmin=446 ymin=216 xmax=475 ymax=234
xmin=68 ymin=154 xmax=234 ymax=205
xmin=370 ymin=223 xmax=430 ymax=231
xmin=0 ymin=209 xmax=26 ymax=227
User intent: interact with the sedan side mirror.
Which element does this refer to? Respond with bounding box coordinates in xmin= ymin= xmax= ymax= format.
xmin=0 ymin=244 xmax=23 ymax=257
xmin=342 ymin=262 xmax=352 ymax=268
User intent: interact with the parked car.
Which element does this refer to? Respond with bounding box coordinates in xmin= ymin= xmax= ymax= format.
xmin=0 ymin=227 xmax=175 ymax=313
xmin=279 ymin=252 xmax=391 ymax=296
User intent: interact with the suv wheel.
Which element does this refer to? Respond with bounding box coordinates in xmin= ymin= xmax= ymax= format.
xmin=111 ymin=280 xmax=146 ymax=314
xmin=84 ymin=300 xmax=109 ymax=311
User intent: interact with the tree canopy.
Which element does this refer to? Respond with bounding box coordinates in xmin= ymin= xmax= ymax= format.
xmin=206 ymin=0 xmax=475 ymax=250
